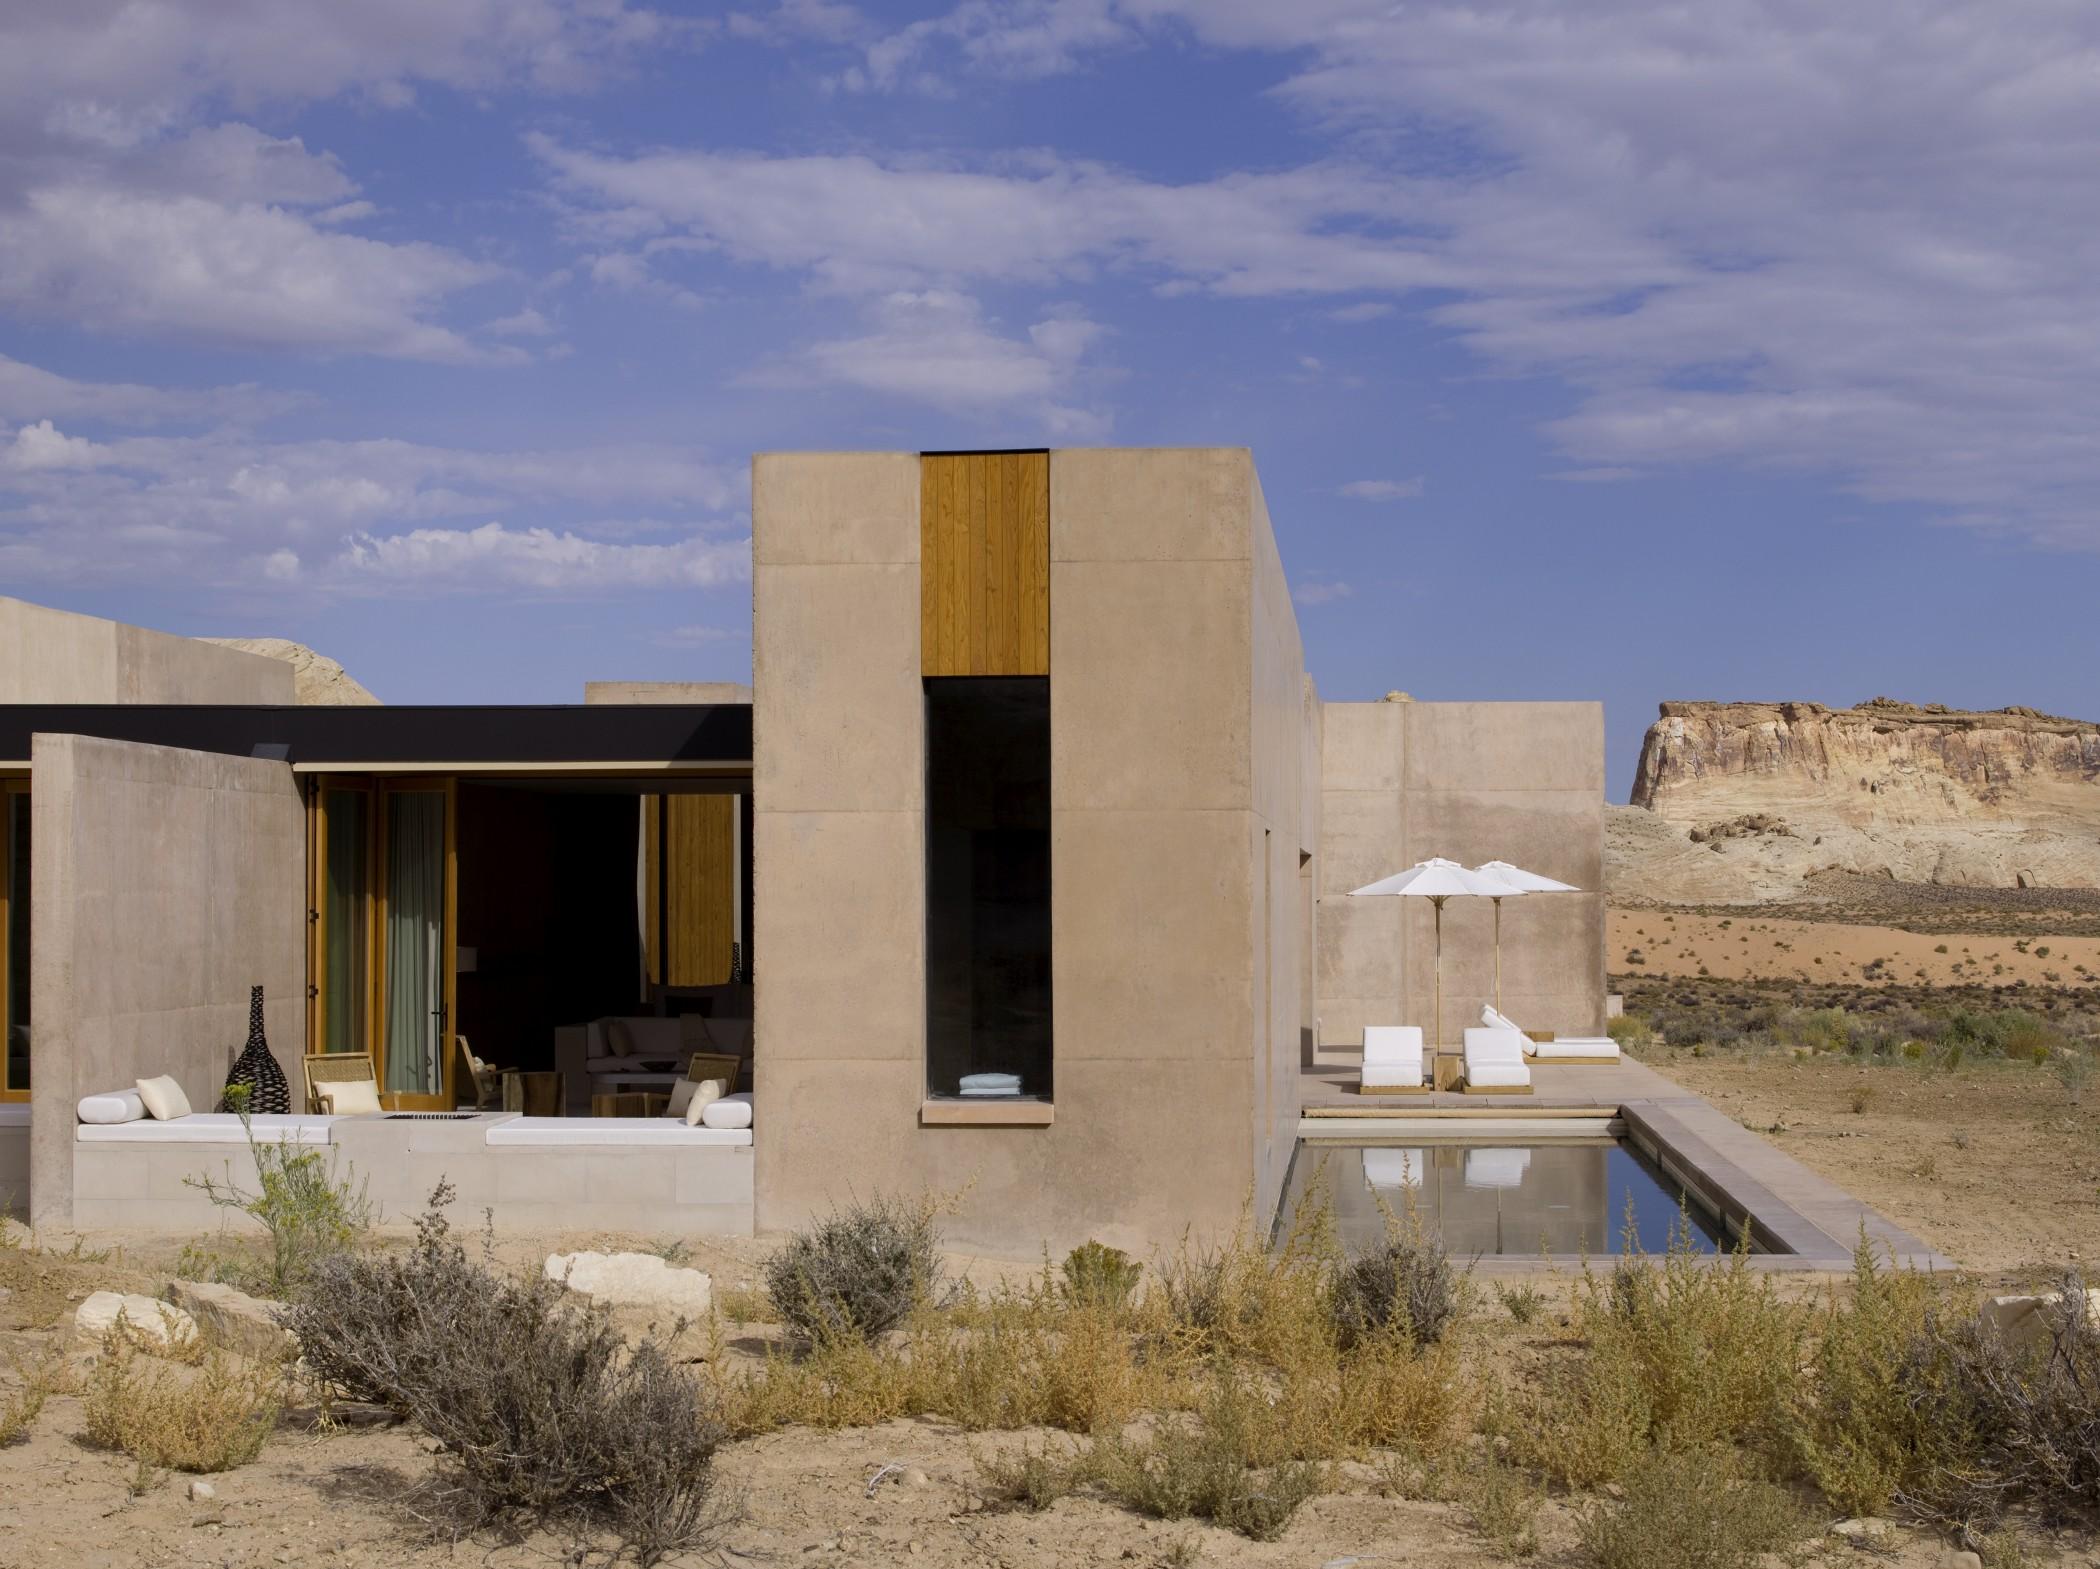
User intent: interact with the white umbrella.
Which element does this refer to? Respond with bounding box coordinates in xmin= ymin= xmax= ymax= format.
xmin=1472 ymin=861 xmax=1582 ymax=1013
xmin=1350 ymin=858 xmax=1521 ymax=1055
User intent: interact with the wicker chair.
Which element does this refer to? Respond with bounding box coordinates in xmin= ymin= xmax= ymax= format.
xmin=302 ymin=1051 xmax=380 ymax=1114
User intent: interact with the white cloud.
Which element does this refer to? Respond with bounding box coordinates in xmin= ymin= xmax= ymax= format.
xmin=813 ymin=0 xmax=2100 ymax=549
xmin=648 ymin=623 xmax=743 ymax=647
xmin=0 ymin=415 xmax=748 ymax=591
xmin=1328 ymin=302 xmax=1392 ymax=323
xmin=335 ymin=523 xmax=750 ymax=591
xmin=754 ymin=290 xmax=1111 ymax=436
xmin=1292 ymin=579 xmax=1354 ymax=606
xmin=1338 ymin=478 xmax=1424 ymax=502
xmin=488 ymin=306 xmax=557 ymax=338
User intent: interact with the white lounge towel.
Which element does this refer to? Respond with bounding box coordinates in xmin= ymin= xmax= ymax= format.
xmin=958 ymin=1072 xmax=1022 ymax=1093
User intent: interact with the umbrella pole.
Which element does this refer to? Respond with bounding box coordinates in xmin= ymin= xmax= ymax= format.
xmin=1494 ymin=897 xmax=1502 ymax=1014
xmin=1434 ymin=896 xmax=1444 ymax=1058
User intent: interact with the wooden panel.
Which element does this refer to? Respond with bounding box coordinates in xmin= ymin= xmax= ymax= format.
xmin=921 ymin=451 xmax=1049 ymax=675
xmin=648 ymin=794 xmax=735 ymax=988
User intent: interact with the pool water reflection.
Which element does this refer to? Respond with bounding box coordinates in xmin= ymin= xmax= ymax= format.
xmin=1281 ymin=1141 xmax=1736 ymax=1258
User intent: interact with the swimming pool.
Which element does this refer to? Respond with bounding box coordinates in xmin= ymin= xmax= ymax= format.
xmin=1277 ymin=1139 xmax=1742 ymax=1258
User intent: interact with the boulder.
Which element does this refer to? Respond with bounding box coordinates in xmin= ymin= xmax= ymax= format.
xmin=74 ymin=1291 xmax=197 ymax=1352
xmin=166 ymin=1279 xmax=294 ymax=1362
xmin=544 ymin=1251 xmax=711 ymax=1317
xmin=1979 ymin=1289 xmax=2100 ymax=1354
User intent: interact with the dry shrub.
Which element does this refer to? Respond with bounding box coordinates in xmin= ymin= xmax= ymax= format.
xmin=1332 ymin=1230 xmax=1457 ymax=1350
xmin=1456 ymin=1450 xmax=1544 ymax=1560
xmin=286 ymin=1188 xmax=723 ymax=1567
xmin=1576 ymin=1445 xmax=1807 ymax=1569
xmin=763 ymin=1192 xmax=946 ymax=1344
xmin=1790 ymin=1237 xmax=1970 ymax=1518
xmin=1062 ymin=1241 xmax=1143 ymax=1312
xmin=1503 ymin=1224 xmax=1802 ymax=1487
xmin=181 ymin=1090 xmax=372 ymax=1296
xmin=81 ymin=1337 xmax=280 ymax=1473
xmin=0 ymin=1354 xmax=62 ymax=1445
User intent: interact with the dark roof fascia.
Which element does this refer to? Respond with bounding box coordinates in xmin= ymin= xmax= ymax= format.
xmin=0 ymin=704 xmax=751 ymax=768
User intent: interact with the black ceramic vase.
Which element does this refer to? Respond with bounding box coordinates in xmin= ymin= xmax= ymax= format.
xmin=220 ymin=984 xmax=292 ymax=1115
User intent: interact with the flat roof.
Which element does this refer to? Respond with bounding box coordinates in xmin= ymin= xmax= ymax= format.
xmin=0 ymin=704 xmax=751 ymax=770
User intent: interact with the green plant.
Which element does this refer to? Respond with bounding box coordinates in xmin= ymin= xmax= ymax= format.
xmin=1495 ymin=1282 xmax=1548 ymax=1326
xmin=1576 ymin=1446 xmax=1806 ymax=1569
xmin=183 ymin=1090 xmax=371 ymax=1296
xmin=1061 ymin=1241 xmax=1143 ymax=1312
xmin=286 ymin=1186 xmax=724 ymax=1566
xmin=764 ymin=1192 xmax=947 ymax=1343
xmin=81 ymin=1339 xmax=280 ymax=1473
xmin=0 ymin=1354 xmax=60 ymax=1445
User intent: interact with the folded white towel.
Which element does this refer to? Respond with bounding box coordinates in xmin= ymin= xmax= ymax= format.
xmin=958 ymin=1072 xmax=1022 ymax=1092
xmin=958 ymin=1086 xmax=1026 ymax=1098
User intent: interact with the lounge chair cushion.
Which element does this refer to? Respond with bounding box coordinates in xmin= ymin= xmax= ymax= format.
xmin=1529 ymin=1037 xmax=1622 ymax=1061
xmin=320 ymin=1079 xmax=382 ymax=1116
xmin=78 ymin=1114 xmax=334 ymax=1145
xmin=1361 ymin=1026 xmax=1425 ymax=1087
xmin=1461 ymin=1027 xmax=1532 ymax=1089
xmin=78 ymin=1089 xmax=146 ymax=1125
xmin=699 ymin=1092 xmax=752 ymax=1130
xmin=135 ymin=1075 xmax=192 ymax=1121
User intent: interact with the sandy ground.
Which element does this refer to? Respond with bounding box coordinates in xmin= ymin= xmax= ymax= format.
xmin=1641 ymin=1048 xmax=2100 ymax=1278
xmin=1610 ymin=909 xmax=2100 ymax=989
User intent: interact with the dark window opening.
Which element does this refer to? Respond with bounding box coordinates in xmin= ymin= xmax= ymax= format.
xmin=925 ymin=678 xmax=1051 ymax=1100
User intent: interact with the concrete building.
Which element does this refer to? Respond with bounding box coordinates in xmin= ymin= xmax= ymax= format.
xmin=0 ymin=447 xmax=1603 ymax=1253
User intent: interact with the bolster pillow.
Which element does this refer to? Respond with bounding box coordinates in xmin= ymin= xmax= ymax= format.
xmin=77 ymin=1089 xmax=146 ymax=1125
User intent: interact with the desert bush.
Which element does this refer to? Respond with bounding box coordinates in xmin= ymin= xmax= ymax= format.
xmin=977 ymin=1435 xmax=1089 ymax=1511
xmin=1061 ymin=1241 xmax=1142 ymax=1312
xmin=1503 ymin=1225 xmax=1802 ymax=1487
xmin=763 ymin=1192 xmax=946 ymax=1343
xmin=182 ymin=1091 xmax=371 ymax=1296
xmin=1496 ymin=1282 xmax=1549 ymax=1326
xmin=1457 ymin=1450 xmax=1544 ymax=1560
xmin=286 ymin=1187 xmax=724 ymax=1566
xmin=1332 ymin=1231 xmax=1457 ymax=1350
xmin=82 ymin=1338 xmax=280 ymax=1473
xmin=1575 ymin=1445 xmax=1806 ymax=1569
xmin=1605 ymin=1015 xmax=1653 ymax=1050
xmin=0 ymin=1354 xmax=61 ymax=1445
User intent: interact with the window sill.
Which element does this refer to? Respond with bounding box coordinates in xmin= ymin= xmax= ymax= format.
xmin=919 ymin=1099 xmax=1054 ymax=1127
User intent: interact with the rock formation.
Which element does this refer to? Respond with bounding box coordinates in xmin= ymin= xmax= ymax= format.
xmin=202 ymin=637 xmax=379 ymax=705
xmin=1615 ymin=698 xmax=2100 ymax=900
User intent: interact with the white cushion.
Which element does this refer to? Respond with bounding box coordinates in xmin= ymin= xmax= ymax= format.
xmin=484 ymin=1117 xmax=750 ymax=1148
xmin=683 ymin=1079 xmax=724 ymax=1126
xmin=1462 ymin=1027 xmax=1529 ymax=1065
xmin=1529 ymin=1037 xmax=1621 ymax=1061
xmin=77 ymin=1089 xmax=145 ymax=1125
xmin=319 ymin=1079 xmax=382 ymax=1116
xmin=78 ymin=1114 xmax=334 ymax=1145
xmin=699 ymin=1092 xmax=752 ymax=1130
xmin=668 ymin=1079 xmax=698 ymax=1117
xmin=1361 ymin=1025 xmax=1425 ymax=1087
xmin=1480 ymin=1004 xmax=1523 ymax=1033
xmin=135 ymin=1076 xmax=192 ymax=1121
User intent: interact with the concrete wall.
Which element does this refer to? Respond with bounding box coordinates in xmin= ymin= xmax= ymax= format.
xmin=753 ymin=448 xmax=1308 ymax=1259
xmin=29 ymin=736 xmax=304 ymax=1226
xmin=0 ymin=597 xmax=295 ymax=706
xmin=584 ymin=681 xmax=754 ymax=705
xmin=1317 ymin=699 xmax=1607 ymax=1050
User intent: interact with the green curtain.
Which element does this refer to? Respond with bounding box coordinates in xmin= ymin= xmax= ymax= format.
xmin=383 ymin=792 xmax=444 ymax=1097
xmin=5 ymin=793 xmax=27 ymax=1093
xmin=322 ymin=792 xmax=367 ymax=1054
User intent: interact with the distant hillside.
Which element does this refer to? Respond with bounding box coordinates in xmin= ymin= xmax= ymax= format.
xmin=1611 ymin=698 xmax=2100 ymax=903
xmin=202 ymin=638 xmax=379 ymax=705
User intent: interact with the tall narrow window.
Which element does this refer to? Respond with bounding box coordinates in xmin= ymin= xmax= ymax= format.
xmin=925 ymin=678 xmax=1051 ymax=1100
xmin=3 ymin=784 xmax=28 ymax=1099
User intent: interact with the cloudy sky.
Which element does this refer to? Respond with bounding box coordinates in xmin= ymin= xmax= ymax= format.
xmin=3 ymin=1 xmax=2095 ymax=797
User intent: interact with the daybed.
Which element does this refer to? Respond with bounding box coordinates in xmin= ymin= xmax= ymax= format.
xmin=75 ymin=1089 xmax=336 ymax=1145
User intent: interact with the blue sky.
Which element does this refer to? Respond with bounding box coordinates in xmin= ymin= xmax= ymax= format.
xmin=2 ymin=1 xmax=2096 ymax=799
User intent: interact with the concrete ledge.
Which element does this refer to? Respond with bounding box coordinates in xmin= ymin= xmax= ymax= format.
xmin=919 ymin=1100 xmax=1054 ymax=1127
xmin=486 ymin=1118 xmax=752 ymax=1147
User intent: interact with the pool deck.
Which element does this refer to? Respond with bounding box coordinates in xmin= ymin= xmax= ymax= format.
xmin=1298 ymin=1052 xmax=1956 ymax=1273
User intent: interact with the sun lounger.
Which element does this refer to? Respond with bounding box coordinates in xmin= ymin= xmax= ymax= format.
xmin=1460 ymin=1027 xmax=1533 ymax=1094
xmin=1481 ymin=1005 xmax=1620 ymax=1063
xmin=1359 ymin=1025 xmax=1428 ymax=1093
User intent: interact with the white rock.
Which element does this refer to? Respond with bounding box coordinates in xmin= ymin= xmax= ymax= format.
xmin=74 ymin=1291 xmax=197 ymax=1352
xmin=188 ymin=1480 xmax=216 ymax=1503
xmin=1980 ymin=1290 xmax=2100 ymax=1354
xmin=543 ymin=1251 xmax=711 ymax=1316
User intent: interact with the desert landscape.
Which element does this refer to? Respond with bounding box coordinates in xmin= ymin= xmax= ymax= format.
xmin=2 ymin=692 xmax=2095 ymax=1569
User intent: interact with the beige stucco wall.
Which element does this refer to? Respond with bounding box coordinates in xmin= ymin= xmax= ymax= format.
xmin=752 ymin=448 xmax=1310 ymax=1259
xmin=584 ymin=681 xmax=754 ymax=705
xmin=0 ymin=597 xmax=295 ymax=707
xmin=1317 ymin=699 xmax=1607 ymax=1050
xmin=28 ymin=735 xmax=304 ymax=1226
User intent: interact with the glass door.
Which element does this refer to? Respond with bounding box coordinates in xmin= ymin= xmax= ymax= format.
xmin=309 ymin=777 xmax=455 ymax=1109
xmin=2 ymin=780 xmax=27 ymax=1103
